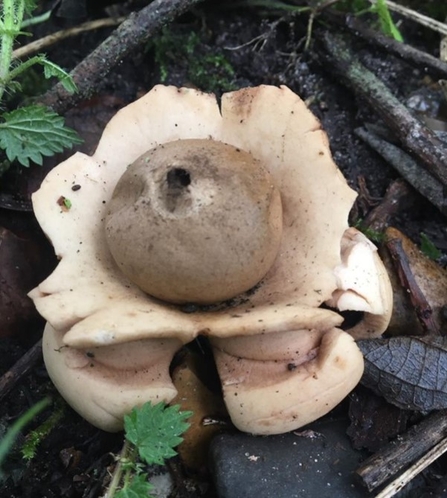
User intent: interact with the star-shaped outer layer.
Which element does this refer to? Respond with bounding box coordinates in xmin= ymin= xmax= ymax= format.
xmin=29 ymin=85 xmax=390 ymax=433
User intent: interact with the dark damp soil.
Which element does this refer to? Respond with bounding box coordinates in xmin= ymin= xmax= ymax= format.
xmin=1 ymin=1 xmax=447 ymax=497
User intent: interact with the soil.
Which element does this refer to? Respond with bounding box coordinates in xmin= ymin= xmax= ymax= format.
xmin=1 ymin=1 xmax=447 ymax=497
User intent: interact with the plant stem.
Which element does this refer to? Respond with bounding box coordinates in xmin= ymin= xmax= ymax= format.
xmin=21 ymin=8 xmax=51 ymax=28
xmin=8 ymin=54 xmax=41 ymax=80
xmin=105 ymin=440 xmax=132 ymax=498
xmin=0 ymin=398 xmax=50 ymax=477
xmin=0 ymin=0 xmax=24 ymax=103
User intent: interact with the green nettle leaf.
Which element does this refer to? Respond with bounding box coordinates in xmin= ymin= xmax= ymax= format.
xmin=115 ymin=473 xmax=154 ymax=498
xmin=0 ymin=105 xmax=82 ymax=167
xmin=39 ymin=58 xmax=77 ymax=94
xmin=124 ymin=402 xmax=192 ymax=466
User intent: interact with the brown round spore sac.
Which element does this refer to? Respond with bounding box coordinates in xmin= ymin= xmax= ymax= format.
xmin=105 ymin=138 xmax=283 ymax=304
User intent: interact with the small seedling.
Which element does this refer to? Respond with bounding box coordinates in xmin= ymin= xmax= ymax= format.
xmin=0 ymin=0 xmax=81 ymax=169
xmin=106 ymin=402 xmax=192 ymax=498
xmin=0 ymin=398 xmax=50 ymax=480
xmin=420 ymin=232 xmax=441 ymax=260
xmin=370 ymin=0 xmax=403 ymax=42
xmin=151 ymin=28 xmax=236 ymax=93
xmin=353 ymin=218 xmax=385 ymax=243
xmin=21 ymin=401 xmax=64 ymax=461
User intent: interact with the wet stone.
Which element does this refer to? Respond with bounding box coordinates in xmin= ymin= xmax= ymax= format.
xmin=209 ymin=418 xmax=367 ymax=498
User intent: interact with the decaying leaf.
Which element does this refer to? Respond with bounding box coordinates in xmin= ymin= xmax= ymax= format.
xmin=172 ymin=350 xmax=228 ymax=470
xmin=383 ymin=227 xmax=447 ymax=336
xmin=358 ymin=336 xmax=447 ymax=412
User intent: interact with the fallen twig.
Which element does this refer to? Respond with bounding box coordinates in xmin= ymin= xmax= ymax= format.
xmin=0 ymin=339 xmax=42 ymax=402
xmin=344 ymin=15 xmax=447 ymax=81
xmin=37 ymin=0 xmax=205 ymax=114
xmin=368 ymin=0 xmax=447 ymax=37
xmin=13 ymin=16 xmax=127 ymax=60
xmin=319 ymin=32 xmax=447 ymax=212
xmin=362 ymin=178 xmax=415 ymax=232
xmin=375 ymin=437 xmax=447 ymax=498
xmin=357 ymin=409 xmax=447 ymax=492
xmin=355 ymin=127 xmax=445 ymax=213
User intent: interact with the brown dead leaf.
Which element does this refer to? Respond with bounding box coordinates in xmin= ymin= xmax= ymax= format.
xmin=172 ymin=351 xmax=229 ymax=471
xmin=383 ymin=227 xmax=447 ymax=336
xmin=359 ymin=335 xmax=447 ymax=412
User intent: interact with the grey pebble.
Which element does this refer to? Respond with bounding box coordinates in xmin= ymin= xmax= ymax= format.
xmin=210 ymin=418 xmax=367 ymax=498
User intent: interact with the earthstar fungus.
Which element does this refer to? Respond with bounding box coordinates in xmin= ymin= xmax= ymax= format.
xmin=104 ymin=139 xmax=283 ymax=304
xmin=29 ymin=85 xmax=392 ymax=434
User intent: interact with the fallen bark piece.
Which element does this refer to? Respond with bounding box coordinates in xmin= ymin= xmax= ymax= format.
xmin=347 ymin=388 xmax=410 ymax=452
xmin=359 ymin=336 xmax=447 ymax=412
xmin=320 ymin=32 xmax=447 ymax=211
xmin=357 ymin=409 xmax=447 ymax=492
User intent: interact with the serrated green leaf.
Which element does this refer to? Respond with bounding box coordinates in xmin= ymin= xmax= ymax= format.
xmin=0 ymin=105 xmax=82 ymax=166
xmin=115 ymin=473 xmax=154 ymax=498
xmin=39 ymin=57 xmax=77 ymax=94
xmin=124 ymin=402 xmax=192 ymax=466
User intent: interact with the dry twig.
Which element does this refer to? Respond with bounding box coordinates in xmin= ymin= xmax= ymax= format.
xmin=320 ymin=33 xmax=447 ymax=213
xmin=344 ymin=15 xmax=447 ymax=81
xmin=37 ymin=0 xmax=205 ymax=114
xmin=354 ymin=127 xmax=445 ymax=213
xmin=357 ymin=410 xmax=447 ymax=492
xmin=0 ymin=339 xmax=42 ymax=402
xmin=362 ymin=179 xmax=415 ymax=232
xmin=375 ymin=437 xmax=447 ymax=498
xmin=13 ymin=16 xmax=127 ymax=60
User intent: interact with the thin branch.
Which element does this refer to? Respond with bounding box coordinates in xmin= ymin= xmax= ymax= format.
xmin=362 ymin=178 xmax=415 ymax=232
xmin=356 ymin=410 xmax=447 ymax=492
xmin=355 ymin=127 xmax=445 ymax=213
xmin=13 ymin=16 xmax=127 ymax=60
xmin=36 ymin=0 xmax=205 ymax=114
xmin=344 ymin=15 xmax=447 ymax=81
xmin=375 ymin=437 xmax=447 ymax=498
xmin=319 ymin=32 xmax=447 ymax=213
xmin=368 ymin=0 xmax=447 ymax=37
xmin=0 ymin=339 xmax=42 ymax=402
